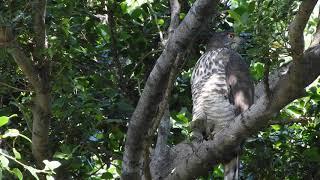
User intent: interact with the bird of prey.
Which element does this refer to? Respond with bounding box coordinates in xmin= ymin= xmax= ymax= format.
xmin=191 ymin=32 xmax=254 ymax=180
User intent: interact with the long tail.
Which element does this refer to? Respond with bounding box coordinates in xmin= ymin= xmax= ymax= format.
xmin=224 ymin=155 xmax=239 ymax=180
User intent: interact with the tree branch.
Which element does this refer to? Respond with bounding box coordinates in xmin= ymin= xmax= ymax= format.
xmin=121 ymin=0 xmax=219 ymax=179
xmin=143 ymin=1 xmax=182 ymax=178
xmin=168 ymin=0 xmax=181 ymax=40
xmin=288 ymin=0 xmax=318 ymax=60
xmin=0 ymin=81 xmax=28 ymax=92
xmin=310 ymin=5 xmax=320 ymax=47
xmin=32 ymin=0 xmax=47 ymax=51
xmin=7 ymin=44 xmax=41 ymax=90
xmin=254 ymin=64 xmax=290 ymax=101
xmin=269 ymin=117 xmax=312 ymax=125
xmin=159 ymin=44 xmax=320 ymax=179
xmin=30 ymin=0 xmax=51 ymax=168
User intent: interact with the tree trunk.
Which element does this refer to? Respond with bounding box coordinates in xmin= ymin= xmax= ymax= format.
xmin=32 ymin=91 xmax=51 ymax=167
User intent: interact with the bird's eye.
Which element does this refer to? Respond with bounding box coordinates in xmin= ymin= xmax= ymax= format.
xmin=228 ymin=33 xmax=235 ymax=39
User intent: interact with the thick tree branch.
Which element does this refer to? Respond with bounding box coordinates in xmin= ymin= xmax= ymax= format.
xmin=121 ymin=0 xmax=219 ymax=179
xmin=168 ymin=0 xmax=181 ymax=40
xmin=310 ymin=5 xmax=320 ymax=47
xmin=7 ymin=45 xmax=41 ymax=90
xmin=288 ymin=0 xmax=318 ymax=60
xmin=254 ymin=64 xmax=290 ymax=101
xmin=143 ymin=2 xmax=182 ymax=178
xmin=156 ymin=44 xmax=320 ymax=179
xmin=32 ymin=0 xmax=47 ymax=52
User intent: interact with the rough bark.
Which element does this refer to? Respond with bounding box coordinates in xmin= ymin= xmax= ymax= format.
xmin=123 ymin=0 xmax=320 ymax=179
xmin=310 ymin=5 xmax=320 ymax=47
xmin=158 ymin=44 xmax=320 ymax=180
xmin=6 ymin=0 xmax=51 ymax=168
xmin=121 ymin=0 xmax=219 ymax=179
xmin=142 ymin=1 xmax=182 ymax=179
xmin=288 ymin=0 xmax=318 ymax=60
xmin=31 ymin=0 xmax=51 ymax=168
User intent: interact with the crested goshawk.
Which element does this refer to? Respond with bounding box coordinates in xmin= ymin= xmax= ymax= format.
xmin=191 ymin=32 xmax=254 ymax=180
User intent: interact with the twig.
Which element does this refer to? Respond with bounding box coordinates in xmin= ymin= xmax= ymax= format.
xmin=147 ymin=2 xmax=165 ymax=45
xmin=269 ymin=117 xmax=312 ymax=125
xmin=0 ymin=81 xmax=28 ymax=92
xmin=263 ymin=59 xmax=271 ymax=99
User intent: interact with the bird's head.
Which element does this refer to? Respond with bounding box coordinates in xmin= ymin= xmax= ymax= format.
xmin=206 ymin=32 xmax=244 ymax=51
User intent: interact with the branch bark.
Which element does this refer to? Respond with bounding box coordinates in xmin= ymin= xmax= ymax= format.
xmin=123 ymin=0 xmax=320 ymax=179
xmin=288 ymin=0 xmax=318 ymax=60
xmin=269 ymin=117 xmax=312 ymax=125
xmin=121 ymin=0 xmax=219 ymax=179
xmin=7 ymin=45 xmax=41 ymax=89
xmin=310 ymin=5 xmax=320 ymax=47
xmin=7 ymin=0 xmax=51 ymax=168
xmin=30 ymin=0 xmax=51 ymax=168
xmin=143 ymin=1 xmax=182 ymax=178
xmin=168 ymin=0 xmax=181 ymax=40
xmin=161 ymin=45 xmax=320 ymax=179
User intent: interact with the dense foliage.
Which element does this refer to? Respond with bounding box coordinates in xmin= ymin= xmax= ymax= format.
xmin=0 ymin=0 xmax=319 ymax=179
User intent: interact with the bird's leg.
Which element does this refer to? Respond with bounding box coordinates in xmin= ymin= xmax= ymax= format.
xmin=191 ymin=116 xmax=207 ymax=141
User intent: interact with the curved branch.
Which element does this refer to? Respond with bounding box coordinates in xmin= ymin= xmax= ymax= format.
xmin=310 ymin=5 xmax=320 ymax=47
xmin=7 ymin=44 xmax=41 ymax=90
xmin=288 ymin=0 xmax=318 ymax=60
xmin=168 ymin=0 xmax=181 ymax=40
xmin=121 ymin=0 xmax=219 ymax=179
xmin=162 ymin=44 xmax=320 ymax=179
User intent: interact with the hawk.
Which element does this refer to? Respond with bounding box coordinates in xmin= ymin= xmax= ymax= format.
xmin=191 ymin=32 xmax=254 ymax=180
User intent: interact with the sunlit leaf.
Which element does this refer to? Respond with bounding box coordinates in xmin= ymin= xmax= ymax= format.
xmin=101 ymin=172 xmax=113 ymax=179
xmin=12 ymin=148 xmax=21 ymax=160
xmin=0 ymin=116 xmax=10 ymax=127
xmin=0 ymin=155 xmax=9 ymax=168
xmin=26 ymin=167 xmax=39 ymax=180
xmin=271 ymin=125 xmax=281 ymax=131
xmin=3 ymin=129 xmax=20 ymax=138
xmin=11 ymin=168 xmax=23 ymax=180
xmin=43 ymin=160 xmax=62 ymax=170
xmin=46 ymin=175 xmax=55 ymax=180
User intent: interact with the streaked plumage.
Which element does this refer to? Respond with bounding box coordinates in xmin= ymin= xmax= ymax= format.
xmin=191 ymin=32 xmax=254 ymax=180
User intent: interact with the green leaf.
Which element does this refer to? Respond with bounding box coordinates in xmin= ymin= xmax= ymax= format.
xmin=213 ymin=164 xmax=224 ymax=177
xmin=179 ymin=13 xmax=186 ymax=20
xmin=227 ymin=10 xmax=241 ymax=22
xmin=303 ymin=147 xmax=320 ymax=162
xmin=250 ymin=62 xmax=265 ymax=81
xmin=0 ymin=155 xmax=9 ymax=168
xmin=3 ymin=129 xmax=20 ymax=138
xmin=13 ymin=148 xmax=21 ymax=160
xmin=176 ymin=113 xmax=188 ymax=124
xmin=26 ymin=167 xmax=39 ymax=180
xmin=43 ymin=160 xmax=61 ymax=170
xmin=0 ymin=116 xmax=10 ymax=127
xmin=53 ymin=152 xmax=69 ymax=160
xmin=101 ymin=172 xmax=113 ymax=179
xmin=11 ymin=168 xmax=23 ymax=180
xmin=46 ymin=175 xmax=55 ymax=180
xmin=156 ymin=19 xmax=164 ymax=26
xmin=271 ymin=124 xmax=281 ymax=131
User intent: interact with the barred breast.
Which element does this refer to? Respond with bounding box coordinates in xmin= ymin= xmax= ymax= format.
xmin=191 ymin=48 xmax=236 ymax=137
